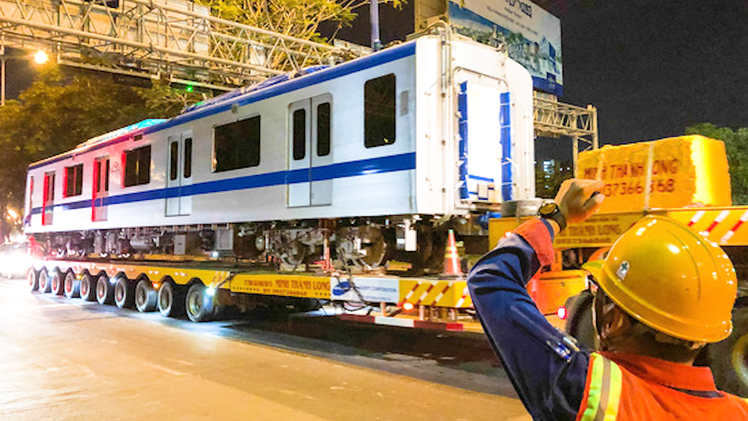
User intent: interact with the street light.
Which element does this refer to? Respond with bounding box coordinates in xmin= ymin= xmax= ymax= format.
xmin=1 ymin=47 xmax=50 ymax=106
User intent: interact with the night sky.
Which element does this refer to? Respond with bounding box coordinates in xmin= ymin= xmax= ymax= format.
xmin=333 ymin=0 xmax=748 ymax=151
xmin=6 ymin=0 xmax=748 ymax=150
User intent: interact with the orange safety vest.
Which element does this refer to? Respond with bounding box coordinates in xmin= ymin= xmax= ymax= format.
xmin=575 ymin=352 xmax=748 ymax=420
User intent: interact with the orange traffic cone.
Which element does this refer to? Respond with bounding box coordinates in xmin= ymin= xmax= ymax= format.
xmin=443 ymin=229 xmax=463 ymax=277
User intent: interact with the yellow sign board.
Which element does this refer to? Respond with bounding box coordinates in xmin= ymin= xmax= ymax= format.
xmin=231 ymin=274 xmax=331 ymax=299
xmin=554 ymin=213 xmax=647 ymax=249
xmin=577 ymin=135 xmax=731 ymax=212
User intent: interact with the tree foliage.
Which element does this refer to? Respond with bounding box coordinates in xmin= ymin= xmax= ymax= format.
xmin=536 ymin=160 xmax=573 ymax=198
xmin=686 ymin=123 xmax=748 ymax=205
xmin=196 ymin=0 xmax=402 ymax=43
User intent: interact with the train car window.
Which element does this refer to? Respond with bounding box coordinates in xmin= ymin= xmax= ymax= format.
xmin=105 ymin=159 xmax=110 ymax=191
xmin=317 ymin=102 xmax=331 ymax=156
xmin=124 ymin=145 xmax=151 ymax=187
xmin=364 ymin=74 xmax=396 ymax=148
xmin=169 ymin=141 xmax=179 ymax=181
xmin=184 ymin=138 xmax=192 ymax=178
xmin=213 ymin=116 xmax=261 ymax=172
xmin=293 ymin=109 xmax=306 ymax=161
xmin=64 ymin=164 xmax=84 ymax=197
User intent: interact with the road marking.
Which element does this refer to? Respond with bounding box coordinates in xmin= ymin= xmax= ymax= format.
xmin=144 ymin=362 xmax=186 ymax=376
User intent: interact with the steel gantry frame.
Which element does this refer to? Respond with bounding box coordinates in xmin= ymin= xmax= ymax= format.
xmin=0 ymin=0 xmax=346 ymax=90
xmin=533 ymin=93 xmax=599 ymax=168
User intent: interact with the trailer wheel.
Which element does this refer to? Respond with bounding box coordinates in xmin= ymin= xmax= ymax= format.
xmin=63 ymin=272 xmax=80 ymax=299
xmin=158 ymin=281 xmax=184 ymax=318
xmin=80 ymin=273 xmax=97 ymax=302
xmin=564 ymin=290 xmax=597 ymax=351
xmin=27 ymin=269 xmax=39 ymax=292
xmin=50 ymin=270 xmax=64 ymax=296
xmin=38 ymin=270 xmax=51 ymax=293
xmin=186 ymin=284 xmax=215 ymax=323
xmin=708 ymin=305 xmax=748 ymax=397
xmin=96 ymin=274 xmax=114 ymax=305
xmin=114 ymin=277 xmax=134 ymax=309
xmin=135 ymin=279 xmax=157 ymax=312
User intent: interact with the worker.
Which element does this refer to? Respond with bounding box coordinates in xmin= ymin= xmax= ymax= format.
xmin=468 ymin=178 xmax=748 ymax=420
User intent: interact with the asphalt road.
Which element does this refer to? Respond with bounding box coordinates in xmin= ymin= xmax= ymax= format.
xmin=0 ymin=277 xmax=531 ymax=421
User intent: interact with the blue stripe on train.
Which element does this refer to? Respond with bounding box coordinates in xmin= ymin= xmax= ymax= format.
xmin=32 ymin=152 xmax=417 ymax=215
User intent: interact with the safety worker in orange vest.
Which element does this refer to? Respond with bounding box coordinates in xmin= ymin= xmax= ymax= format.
xmin=468 ymin=178 xmax=748 ymax=420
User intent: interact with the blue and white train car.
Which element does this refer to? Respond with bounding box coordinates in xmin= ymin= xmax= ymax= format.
xmin=24 ymin=32 xmax=534 ymax=270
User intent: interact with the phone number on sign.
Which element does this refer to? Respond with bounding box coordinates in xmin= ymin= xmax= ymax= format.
xmin=602 ymin=179 xmax=675 ymax=197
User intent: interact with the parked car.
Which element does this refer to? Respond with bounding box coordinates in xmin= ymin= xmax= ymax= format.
xmin=0 ymin=242 xmax=31 ymax=279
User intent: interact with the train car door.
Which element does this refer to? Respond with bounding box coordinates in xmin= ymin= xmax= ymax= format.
xmin=42 ymin=171 xmax=55 ymax=225
xmin=92 ymin=156 xmax=109 ymax=222
xmin=166 ymin=132 xmax=193 ymax=216
xmin=288 ymin=95 xmax=332 ymax=207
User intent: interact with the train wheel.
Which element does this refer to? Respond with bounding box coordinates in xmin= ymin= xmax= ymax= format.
xmin=27 ymin=269 xmax=39 ymax=292
xmin=80 ymin=273 xmax=97 ymax=301
xmin=96 ymin=274 xmax=114 ymax=305
xmin=158 ymin=281 xmax=184 ymax=318
xmin=63 ymin=272 xmax=80 ymax=299
xmin=50 ymin=270 xmax=64 ymax=296
xmin=135 ymin=279 xmax=158 ymax=312
xmin=38 ymin=270 xmax=51 ymax=293
xmin=185 ymin=284 xmax=215 ymax=323
xmin=114 ymin=277 xmax=134 ymax=309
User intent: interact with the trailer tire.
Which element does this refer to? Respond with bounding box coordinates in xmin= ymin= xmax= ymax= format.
xmin=63 ymin=271 xmax=80 ymax=299
xmin=114 ymin=276 xmax=134 ymax=309
xmin=96 ymin=274 xmax=114 ymax=305
xmin=564 ymin=290 xmax=597 ymax=351
xmin=50 ymin=270 xmax=64 ymax=296
xmin=135 ymin=279 xmax=157 ymax=312
xmin=38 ymin=270 xmax=51 ymax=293
xmin=80 ymin=273 xmax=97 ymax=301
xmin=28 ymin=269 xmax=39 ymax=292
xmin=186 ymin=284 xmax=215 ymax=323
xmin=708 ymin=305 xmax=748 ymax=397
xmin=158 ymin=281 xmax=184 ymax=318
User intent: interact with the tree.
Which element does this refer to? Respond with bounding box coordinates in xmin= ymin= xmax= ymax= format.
xmin=686 ymin=123 xmax=748 ymax=205
xmin=196 ymin=0 xmax=402 ymax=43
xmin=536 ymin=159 xmax=573 ymax=198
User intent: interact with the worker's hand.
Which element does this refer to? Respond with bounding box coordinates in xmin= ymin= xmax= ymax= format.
xmin=555 ymin=179 xmax=605 ymax=224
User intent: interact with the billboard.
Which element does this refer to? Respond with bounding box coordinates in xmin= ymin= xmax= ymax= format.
xmin=448 ymin=0 xmax=563 ymax=96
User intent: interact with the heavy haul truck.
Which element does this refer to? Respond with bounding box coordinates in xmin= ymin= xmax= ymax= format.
xmin=488 ymin=134 xmax=748 ymax=396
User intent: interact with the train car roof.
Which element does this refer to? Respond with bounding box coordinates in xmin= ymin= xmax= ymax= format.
xmin=28 ymin=39 xmax=419 ymax=170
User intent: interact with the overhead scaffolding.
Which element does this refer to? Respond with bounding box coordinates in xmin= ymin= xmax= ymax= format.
xmin=1 ymin=0 xmax=599 ymax=150
xmin=533 ymin=93 xmax=599 ymax=168
xmin=0 ymin=0 xmax=345 ymax=90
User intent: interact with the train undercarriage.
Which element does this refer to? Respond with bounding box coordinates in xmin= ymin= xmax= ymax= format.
xmin=34 ymin=216 xmax=453 ymax=274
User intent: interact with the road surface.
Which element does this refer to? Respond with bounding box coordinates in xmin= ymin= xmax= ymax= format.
xmin=0 ymin=277 xmax=531 ymax=421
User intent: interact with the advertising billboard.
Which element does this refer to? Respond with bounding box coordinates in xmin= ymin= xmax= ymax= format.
xmin=448 ymin=0 xmax=563 ymax=96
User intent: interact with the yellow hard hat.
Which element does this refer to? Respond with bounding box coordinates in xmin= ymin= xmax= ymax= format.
xmin=583 ymin=216 xmax=736 ymax=343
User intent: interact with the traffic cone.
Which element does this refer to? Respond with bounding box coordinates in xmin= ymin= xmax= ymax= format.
xmin=443 ymin=229 xmax=463 ymax=277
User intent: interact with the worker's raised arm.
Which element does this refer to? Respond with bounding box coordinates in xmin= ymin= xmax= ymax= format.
xmin=467 ymin=179 xmax=604 ymax=421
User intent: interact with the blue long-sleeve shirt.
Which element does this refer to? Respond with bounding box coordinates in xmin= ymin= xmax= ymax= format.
xmin=467 ymin=218 xmax=590 ymax=421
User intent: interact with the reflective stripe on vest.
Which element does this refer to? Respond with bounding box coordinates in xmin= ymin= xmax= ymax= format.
xmin=580 ymin=353 xmax=623 ymax=421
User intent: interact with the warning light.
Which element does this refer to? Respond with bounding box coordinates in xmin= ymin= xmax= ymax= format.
xmin=403 ymin=302 xmax=414 ymax=311
xmin=152 ymin=282 xmax=160 ymax=290
xmin=557 ymin=306 xmax=568 ymax=320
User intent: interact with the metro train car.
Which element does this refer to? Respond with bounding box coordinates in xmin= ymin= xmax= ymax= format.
xmin=23 ymin=31 xmax=535 ymax=271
